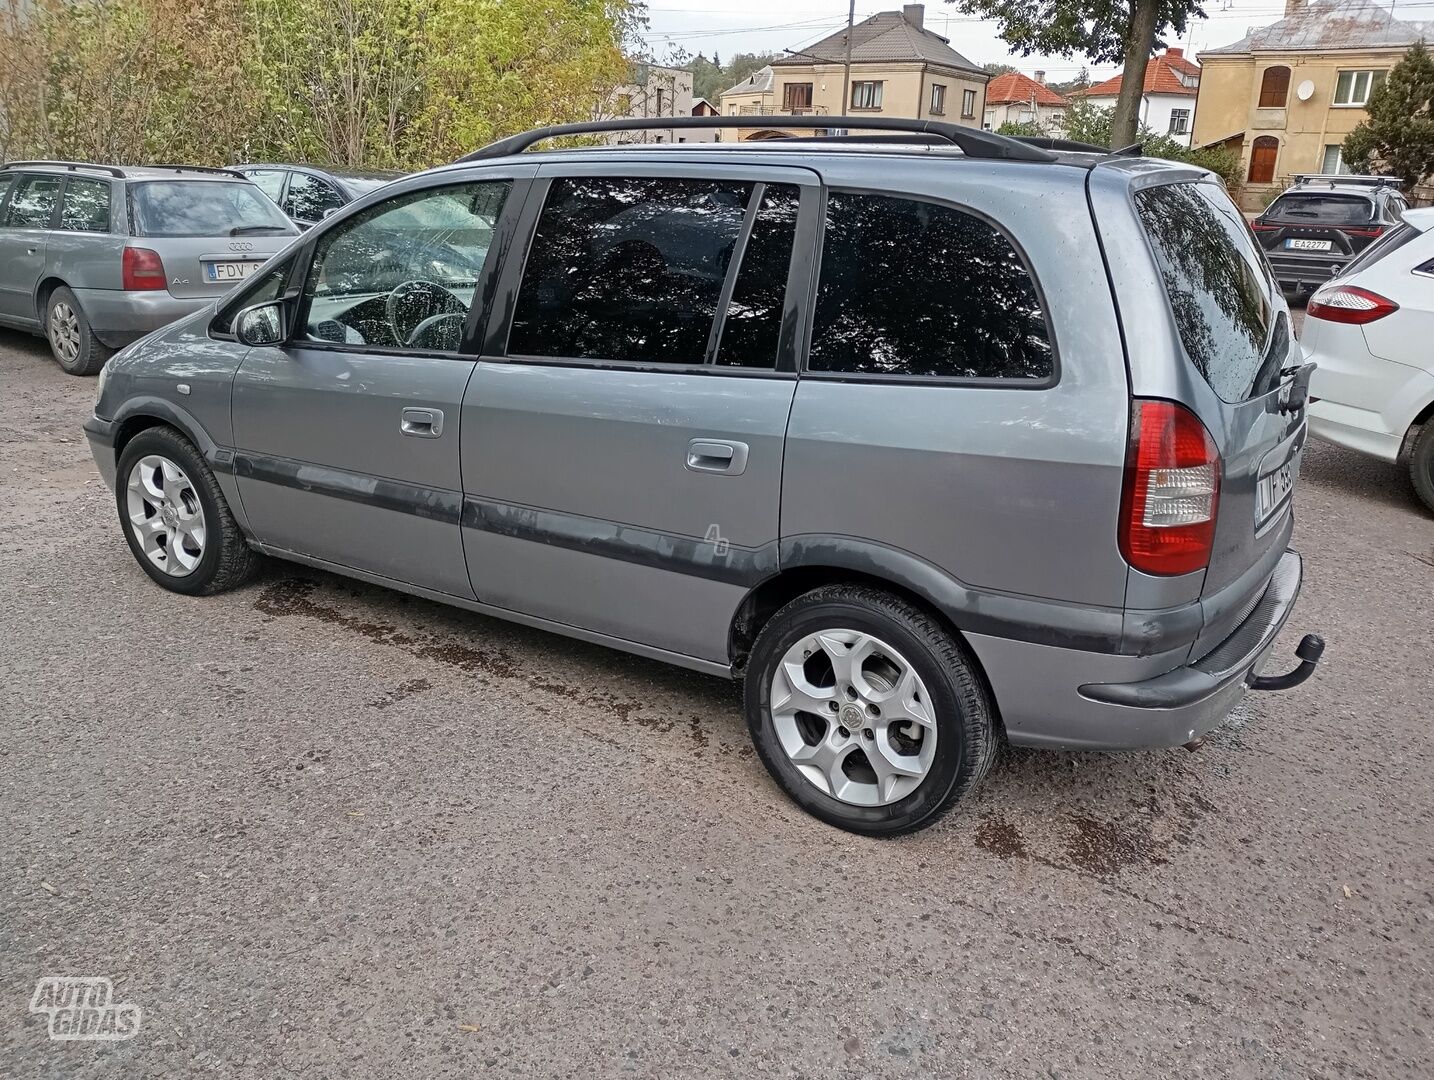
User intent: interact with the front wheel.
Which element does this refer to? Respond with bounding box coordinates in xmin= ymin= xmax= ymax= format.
xmin=115 ymin=427 xmax=259 ymax=595
xmin=744 ymin=584 xmax=997 ymax=836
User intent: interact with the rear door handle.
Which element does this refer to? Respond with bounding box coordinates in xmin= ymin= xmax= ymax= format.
xmin=686 ymin=439 xmax=748 ymax=475
xmin=400 ymin=407 xmax=444 ymax=438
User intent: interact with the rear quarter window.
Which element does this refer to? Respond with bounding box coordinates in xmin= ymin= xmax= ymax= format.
xmin=1135 ymin=182 xmax=1276 ymax=403
xmin=1265 ymin=193 xmax=1374 ymax=225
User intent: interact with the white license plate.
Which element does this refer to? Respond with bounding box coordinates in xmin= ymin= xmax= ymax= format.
xmin=1285 ymin=238 xmax=1332 ymax=252
xmin=1257 ymin=452 xmax=1301 ymax=523
xmin=203 ymin=260 xmax=263 ymax=283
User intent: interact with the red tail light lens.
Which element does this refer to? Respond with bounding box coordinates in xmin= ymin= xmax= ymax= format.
xmin=122 ymin=247 xmax=166 ymax=291
xmin=1307 ymin=285 xmax=1399 ymax=325
xmin=1343 ymin=226 xmax=1385 ymax=238
xmin=1251 ymin=222 xmax=1277 ymax=232
xmin=1119 ymin=400 xmax=1220 ymax=576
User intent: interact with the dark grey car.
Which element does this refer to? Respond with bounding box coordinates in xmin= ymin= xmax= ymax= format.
xmin=0 ymin=161 xmax=297 ymax=374
xmin=235 ymin=164 xmax=402 ymax=229
xmin=82 ymin=118 xmax=1325 ymax=834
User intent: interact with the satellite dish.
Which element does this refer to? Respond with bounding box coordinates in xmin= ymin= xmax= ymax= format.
xmin=1296 ymin=79 xmax=1315 ymax=101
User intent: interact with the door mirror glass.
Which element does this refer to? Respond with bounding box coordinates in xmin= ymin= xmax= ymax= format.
xmin=235 ymin=301 xmax=286 ymax=347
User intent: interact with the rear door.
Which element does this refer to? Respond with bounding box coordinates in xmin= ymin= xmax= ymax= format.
xmin=0 ymin=172 xmax=61 ymax=322
xmin=126 ymin=178 xmax=296 ymax=298
xmin=1122 ymin=177 xmax=1305 ymax=655
xmin=461 ymin=162 xmax=816 ymax=664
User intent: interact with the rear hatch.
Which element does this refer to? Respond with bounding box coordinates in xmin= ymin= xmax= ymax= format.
xmin=1132 ymin=180 xmax=1306 ymax=657
xmin=127 ymin=179 xmax=296 ymax=299
xmin=1253 ymin=190 xmax=1381 ymax=264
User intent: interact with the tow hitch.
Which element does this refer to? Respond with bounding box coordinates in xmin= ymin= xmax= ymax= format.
xmin=1249 ymin=634 xmax=1325 ymax=691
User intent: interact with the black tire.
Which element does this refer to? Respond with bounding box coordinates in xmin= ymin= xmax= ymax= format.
xmin=115 ymin=427 xmax=260 ymax=596
xmin=45 ymin=286 xmax=112 ymax=376
xmin=1410 ymin=423 xmax=1434 ymax=515
xmin=744 ymin=584 xmax=997 ymax=836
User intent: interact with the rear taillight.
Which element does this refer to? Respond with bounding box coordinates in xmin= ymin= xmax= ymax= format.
xmin=1119 ymin=400 xmax=1220 ymax=577
xmin=1251 ymin=222 xmax=1277 ymax=232
xmin=1306 ymin=285 xmax=1399 ymax=325
xmin=122 ymin=247 xmax=166 ymax=291
xmin=1343 ymin=226 xmax=1385 ymax=238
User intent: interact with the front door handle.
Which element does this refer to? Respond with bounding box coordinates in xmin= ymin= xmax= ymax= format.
xmin=686 ymin=439 xmax=748 ymax=475
xmin=400 ymin=407 xmax=444 ymax=438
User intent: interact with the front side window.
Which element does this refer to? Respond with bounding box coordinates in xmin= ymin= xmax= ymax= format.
xmin=1334 ymin=69 xmax=1386 ymax=106
xmin=1135 ymin=182 xmax=1275 ymax=403
xmin=301 ymin=181 xmax=509 ymax=353
xmin=3 ymin=175 xmax=62 ymax=228
xmin=59 ymin=178 xmax=112 ymax=232
xmin=284 ymin=173 xmax=346 ymax=223
xmin=808 ymin=192 xmax=1053 ymax=381
xmin=852 ymin=81 xmax=884 ymax=110
xmin=1258 ymin=66 xmax=1290 ymax=108
xmin=130 ymin=181 xmax=291 ymax=238
xmin=962 ymin=88 xmax=977 ymax=118
xmin=510 ymin=176 xmax=754 ymax=365
xmin=930 ymin=83 xmax=946 ymax=115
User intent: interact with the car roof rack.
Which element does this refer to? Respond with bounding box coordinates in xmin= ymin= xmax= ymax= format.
xmin=1 ymin=160 xmax=126 ymax=178
xmin=1291 ymin=173 xmax=1402 ymax=189
xmin=457 ymin=116 xmax=1060 ymax=164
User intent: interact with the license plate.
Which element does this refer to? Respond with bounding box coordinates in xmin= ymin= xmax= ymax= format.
xmin=1257 ymin=451 xmax=1300 ymax=523
xmin=1285 ymin=238 xmax=1332 ymax=251
xmin=203 ymin=260 xmax=263 ymax=283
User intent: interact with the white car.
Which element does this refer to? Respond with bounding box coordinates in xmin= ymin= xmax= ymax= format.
xmin=1303 ymin=206 xmax=1434 ymax=512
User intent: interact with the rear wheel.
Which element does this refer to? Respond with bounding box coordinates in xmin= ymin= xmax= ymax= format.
xmin=45 ymin=286 xmax=112 ymax=376
xmin=1410 ymin=423 xmax=1434 ymax=514
xmin=744 ymin=584 xmax=997 ymax=836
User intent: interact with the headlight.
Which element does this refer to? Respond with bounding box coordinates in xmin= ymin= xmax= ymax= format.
xmin=94 ymin=355 xmax=113 ymax=407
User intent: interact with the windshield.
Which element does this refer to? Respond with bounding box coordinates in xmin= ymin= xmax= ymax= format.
xmin=130 ymin=181 xmax=294 ymax=237
xmin=1265 ymin=193 xmax=1374 ymax=225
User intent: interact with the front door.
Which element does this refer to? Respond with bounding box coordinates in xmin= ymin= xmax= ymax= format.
xmin=461 ymin=163 xmax=818 ymax=664
xmin=231 ymin=172 xmax=530 ymax=597
xmin=0 ymin=173 xmax=60 ymax=323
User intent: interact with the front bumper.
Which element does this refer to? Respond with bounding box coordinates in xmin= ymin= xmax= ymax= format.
xmin=966 ymin=549 xmax=1311 ymax=750
xmin=74 ymin=289 xmax=215 ymax=349
xmin=83 ymin=415 xmax=118 ymax=491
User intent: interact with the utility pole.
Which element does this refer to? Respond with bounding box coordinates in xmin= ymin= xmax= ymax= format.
xmin=841 ymin=0 xmax=855 ymax=113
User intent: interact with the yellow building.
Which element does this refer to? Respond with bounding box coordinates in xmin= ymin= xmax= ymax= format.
xmin=1192 ymin=0 xmax=1432 ymax=210
xmin=718 ymin=5 xmax=989 ymax=141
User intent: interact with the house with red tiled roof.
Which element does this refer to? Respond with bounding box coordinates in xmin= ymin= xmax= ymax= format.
xmin=982 ymin=70 xmax=1069 ymax=133
xmin=1073 ymin=47 xmax=1201 ymax=145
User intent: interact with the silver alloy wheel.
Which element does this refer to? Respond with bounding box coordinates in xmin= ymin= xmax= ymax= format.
xmin=125 ymin=455 xmax=207 ymax=576
xmin=48 ymin=300 xmax=81 ymax=365
xmin=769 ymin=629 xmax=938 ymax=806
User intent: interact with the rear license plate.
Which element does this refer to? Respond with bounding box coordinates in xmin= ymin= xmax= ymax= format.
xmin=203 ymin=260 xmax=263 ymax=283
xmin=1257 ymin=451 xmax=1301 ymax=524
xmin=1285 ymin=238 xmax=1332 ymax=251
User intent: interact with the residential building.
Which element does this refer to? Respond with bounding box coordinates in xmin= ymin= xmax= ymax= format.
xmin=604 ymin=63 xmax=715 ymax=144
xmin=1192 ymin=0 xmax=1433 ymax=209
xmin=717 ymin=5 xmax=989 ymax=140
xmin=982 ymin=71 xmax=1069 ymax=133
xmin=1073 ymin=48 xmax=1201 ymax=146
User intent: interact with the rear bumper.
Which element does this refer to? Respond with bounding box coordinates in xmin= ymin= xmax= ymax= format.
xmin=967 ymin=550 xmax=1307 ymax=750
xmin=1265 ymin=251 xmax=1350 ymax=294
xmin=74 ymin=289 xmax=215 ymax=349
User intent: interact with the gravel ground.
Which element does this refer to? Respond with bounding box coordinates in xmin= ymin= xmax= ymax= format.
xmin=2 ymin=326 xmax=1431 ymax=1079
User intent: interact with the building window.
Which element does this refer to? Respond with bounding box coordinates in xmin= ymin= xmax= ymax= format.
xmin=851 ymin=81 xmax=883 ymax=110
xmin=1168 ymin=109 xmax=1190 ymax=135
xmin=783 ymin=82 xmax=813 ymax=112
xmin=1334 ymin=69 xmax=1386 ymax=106
xmin=930 ymin=83 xmax=946 ymax=115
xmin=961 ymin=88 xmax=976 ymax=118
xmin=1258 ymin=66 xmax=1290 ymax=108
xmin=1321 ymin=144 xmax=1349 ymax=174
xmin=1248 ymin=136 xmax=1279 ymax=184
xmin=656 ymin=88 xmax=667 ymax=115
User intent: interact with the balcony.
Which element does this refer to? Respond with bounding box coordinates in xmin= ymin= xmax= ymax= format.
xmin=738 ymin=105 xmax=829 ymax=116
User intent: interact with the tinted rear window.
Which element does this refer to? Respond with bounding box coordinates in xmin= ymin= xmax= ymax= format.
xmin=1136 ymin=182 xmax=1275 ymax=403
xmin=129 ymin=181 xmax=292 ymax=237
xmin=1265 ymin=193 xmax=1373 ymax=225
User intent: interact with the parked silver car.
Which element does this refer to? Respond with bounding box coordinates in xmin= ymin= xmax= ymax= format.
xmin=83 ymin=117 xmax=1325 ymax=834
xmin=0 ymin=161 xmax=298 ymax=374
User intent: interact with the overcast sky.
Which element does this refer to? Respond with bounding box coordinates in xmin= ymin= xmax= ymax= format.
xmin=637 ymin=1 xmax=1326 ymax=84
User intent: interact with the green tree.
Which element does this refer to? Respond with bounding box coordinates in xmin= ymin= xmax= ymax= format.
xmin=1343 ymin=41 xmax=1434 ymax=188
xmin=947 ymin=0 xmax=1205 ymax=149
xmin=1059 ymin=97 xmax=1238 ymax=182
xmin=983 ymin=62 xmax=1019 ymax=76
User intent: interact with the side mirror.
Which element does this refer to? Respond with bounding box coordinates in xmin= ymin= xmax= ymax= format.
xmin=234 ymin=301 xmax=286 ymax=347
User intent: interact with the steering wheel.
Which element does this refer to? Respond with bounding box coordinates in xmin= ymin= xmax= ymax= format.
xmin=386 ymin=280 xmax=466 ymax=347
xmin=406 ymin=312 xmax=468 ymax=352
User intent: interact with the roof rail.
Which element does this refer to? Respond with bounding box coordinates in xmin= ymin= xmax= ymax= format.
xmin=150 ymin=165 xmax=249 ymax=179
xmin=1 ymin=160 xmax=126 ymax=178
xmin=1291 ymin=173 xmax=1402 ymax=188
xmin=1008 ymin=135 xmax=1118 ymax=155
xmin=457 ymin=116 xmax=1059 ymax=164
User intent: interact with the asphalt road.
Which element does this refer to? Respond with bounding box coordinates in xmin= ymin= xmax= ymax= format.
xmin=2 ymin=326 xmax=1431 ymax=1080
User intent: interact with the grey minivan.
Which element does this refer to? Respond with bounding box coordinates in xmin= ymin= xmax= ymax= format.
xmin=82 ymin=118 xmax=1324 ymax=835
xmin=0 ymin=161 xmax=297 ymax=374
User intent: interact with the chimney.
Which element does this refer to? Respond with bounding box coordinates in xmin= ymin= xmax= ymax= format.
xmin=1164 ymin=47 xmax=1183 ymax=58
xmin=1034 ymin=70 xmax=1046 ymax=84
xmin=1284 ymin=0 xmax=1305 ymax=16
xmin=903 ymin=4 xmax=924 ymax=30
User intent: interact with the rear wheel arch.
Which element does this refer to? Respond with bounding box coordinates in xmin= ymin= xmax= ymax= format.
xmin=35 ymin=276 xmax=69 ymax=320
